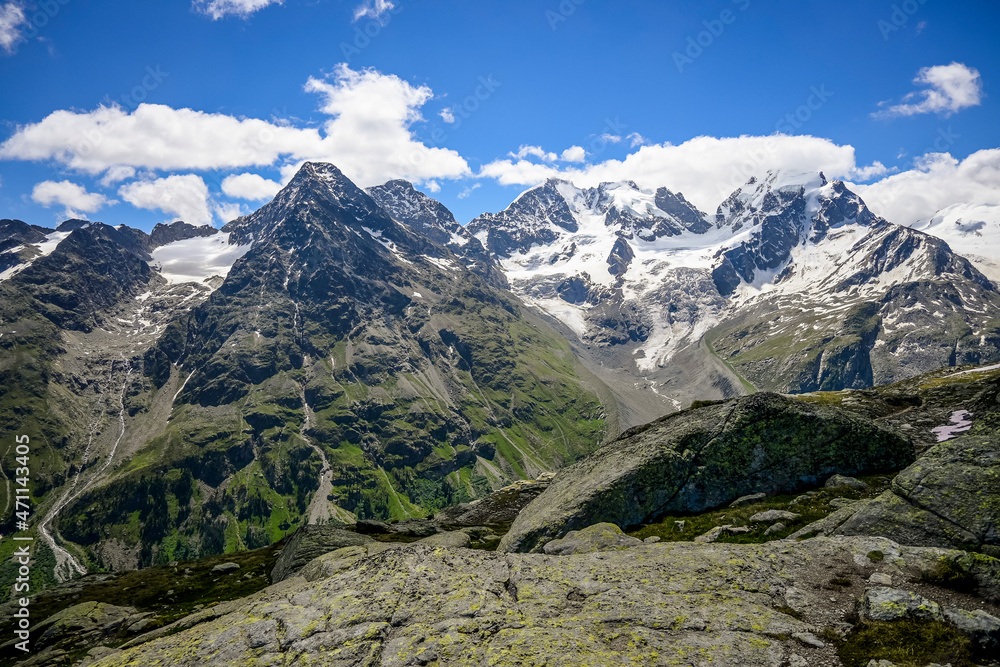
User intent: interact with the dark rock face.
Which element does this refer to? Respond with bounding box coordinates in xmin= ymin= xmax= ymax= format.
xmin=149 ymin=221 xmax=219 ymax=249
xmin=8 ymin=223 xmax=154 ymax=331
xmin=606 ymin=237 xmax=634 ymax=278
xmin=0 ymin=218 xmax=52 ymax=246
xmin=367 ymin=179 xmax=507 ymax=287
xmin=56 ymin=218 xmax=93 ymax=233
xmin=499 ymin=393 xmax=913 ymax=553
xmin=467 ymin=179 xmax=578 ymax=257
xmin=655 ymin=188 xmax=712 ymax=234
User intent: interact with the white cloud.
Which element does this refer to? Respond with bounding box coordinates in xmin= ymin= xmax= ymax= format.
xmin=850 ymin=149 xmax=1000 ymax=227
xmin=875 ymin=63 xmax=983 ymax=118
xmin=299 ymin=64 xmax=470 ymax=187
xmin=353 ymin=0 xmax=394 ymax=22
xmin=214 ymin=201 xmax=248 ymax=223
xmin=0 ymin=103 xmax=320 ymax=174
xmin=119 ymin=174 xmax=213 ymax=225
xmin=560 ymin=146 xmax=586 ymax=163
xmin=0 ymin=65 xmax=470 ymax=189
xmin=99 ymin=165 xmax=136 ymax=187
xmin=850 ymin=161 xmax=893 ymax=181
xmin=0 ymin=2 xmax=26 ymax=54
xmin=423 ymin=180 xmax=441 ymax=193
xmin=481 ymin=134 xmax=859 ymax=213
xmin=440 ymin=108 xmax=456 ymax=124
xmin=510 ymin=145 xmax=557 ymax=162
xmin=221 ymin=172 xmax=282 ymax=201
xmin=193 ymin=0 xmax=282 ymax=20
xmin=457 ymin=183 xmax=481 ymax=200
xmin=31 ymin=180 xmax=111 ymax=218
xmin=626 ymin=132 xmax=649 ymax=148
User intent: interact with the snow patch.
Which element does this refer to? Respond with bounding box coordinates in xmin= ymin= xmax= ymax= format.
xmin=150 ymin=232 xmax=251 ymax=285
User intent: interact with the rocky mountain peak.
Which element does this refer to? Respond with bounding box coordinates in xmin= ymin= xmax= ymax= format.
xmin=223 ymin=161 xmax=396 ymax=247
xmin=56 ymin=218 xmax=94 ymax=233
xmin=149 ymin=221 xmax=219 ymax=249
xmin=366 ymin=179 xmax=458 ymax=241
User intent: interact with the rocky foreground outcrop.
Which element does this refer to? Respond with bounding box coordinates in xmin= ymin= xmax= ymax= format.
xmin=795 ymin=429 xmax=1000 ymax=557
xmin=499 ymin=393 xmax=912 ymax=553
xmin=79 ymin=536 xmax=999 ymax=667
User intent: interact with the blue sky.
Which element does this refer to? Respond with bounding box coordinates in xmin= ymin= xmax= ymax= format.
xmin=0 ymin=0 xmax=998 ymax=230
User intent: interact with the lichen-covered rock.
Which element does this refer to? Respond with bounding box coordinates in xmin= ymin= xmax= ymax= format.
xmin=817 ymin=433 xmax=1000 ymax=556
xmin=859 ymin=587 xmax=943 ymax=622
xmin=825 ymin=474 xmax=870 ymax=490
xmin=731 ymin=492 xmax=768 ymax=507
xmin=269 ymin=525 xmax=374 ymax=582
xmin=87 ymin=536 xmax=993 ymax=667
xmin=943 ymin=607 xmax=1000 ymax=653
xmin=210 ymin=562 xmax=240 ymax=574
xmin=500 ymin=393 xmax=912 ymax=553
xmin=694 ymin=525 xmax=750 ymax=543
xmin=541 ymin=523 xmax=642 ymax=555
xmin=11 ymin=601 xmax=149 ymax=666
xmin=412 ymin=530 xmax=472 ymax=549
xmin=37 ymin=601 xmax=141 ymax=644
xmin=749 ymin=510 xmax=800 ymax=523
xmin=434 ymin=477 xmax=552 ymax=530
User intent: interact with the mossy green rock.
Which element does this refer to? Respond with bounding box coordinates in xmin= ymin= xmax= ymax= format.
xmin=821 ymin=433 xmax=1000 ymax=555
xmin=499 ymin=393 xmax=913 ymax=553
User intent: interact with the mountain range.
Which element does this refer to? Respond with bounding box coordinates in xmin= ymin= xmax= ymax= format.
xmin=2 ymin=161 xmax=999 ymax=582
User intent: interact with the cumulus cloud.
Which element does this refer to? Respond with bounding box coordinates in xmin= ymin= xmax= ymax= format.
xmin=560 ymin=146 xmax=586 ymax=163
xmin=353 ymin=0 xmax=394 ymax=22
xmin=510 ymin=145 xmax=557 ymax=162
xmin=193 ymin=0 xmax=283 ymax=20
xmin=221 ymin=172 xmax=282 ymax=201
xmin=0 ymin=65 xmax=470 ymax=189
xmin=214 ymin=200 xmax=249 ymax=223
xmin=850 ymin=161 xmax=893 ymax=181
xmin=440 ymin=108 xmax=456 ymax=124
xmin=423 ymin=180 xmax=441 ymax=193
xmin=0 ymin=2 xmax=26 ymax=54
xmin=298 ymin=64 xmax=470 ymax=186
xmin=99 ymin=165 xmax=136 ymax=187
xmin=875 ymin=63 xmax=983 ymax=118
xmin=0 ymin=104 xmax=319 ymax=174
xmin=31 ymin=180 xmax=111 ymax=218
xmin=119 ymin=174 xmax=213 ymax=225
xmin=850 ymin=149 xmax=1000 ymax=227
xmin=481 ymin=134 xmax=860 ymax=213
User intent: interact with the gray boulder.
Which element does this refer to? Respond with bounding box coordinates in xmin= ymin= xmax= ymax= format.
xmin=944 ymin=607 xmax=1000 ymax=653
xmin=749 ymin=510 xmax=800 ymax=523
xmin=811 ymin=433 xmax=1000 ymax=556
xmin=211 ymin=562 xmax=240 ymax=574
xmin=859 ymin=587 xmax=943 ymax=622
xmin=499 ymin=393 xmax=912 ymax=553
xmin=270 ymin=525 xmax=374 ymax=582
xmin=825 ymin=474 xmax=870 ymax=491
xmin=541 ymin=523 xmax=642 ymax=555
